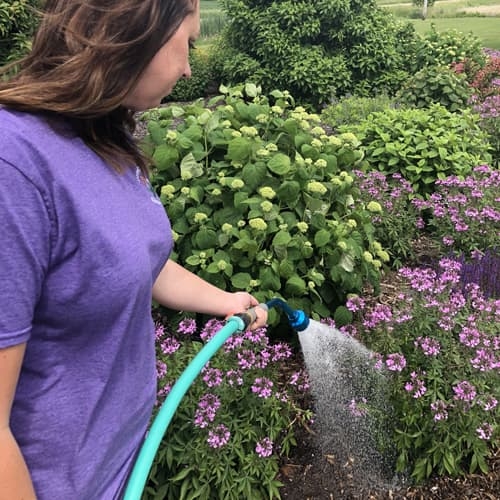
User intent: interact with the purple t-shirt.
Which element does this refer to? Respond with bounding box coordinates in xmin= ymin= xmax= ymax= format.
xmin=0 ymin=109 xmax=173 ymax=499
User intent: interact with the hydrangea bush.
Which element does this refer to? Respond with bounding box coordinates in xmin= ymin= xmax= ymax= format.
xmin=144 ymin=317 xmax=312 ymax=499
xmin=141 ymin=84 xmax=383 ymax=328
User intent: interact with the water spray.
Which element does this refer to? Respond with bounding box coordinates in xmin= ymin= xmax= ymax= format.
xmin=123 ymin=298 xmax=309 ymax=500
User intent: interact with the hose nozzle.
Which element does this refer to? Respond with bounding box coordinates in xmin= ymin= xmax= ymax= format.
xmin=265 ymin=298 xmax=310 ymax=332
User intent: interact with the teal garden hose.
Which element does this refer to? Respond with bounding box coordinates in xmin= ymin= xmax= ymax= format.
xmin=123 ymin=311 xmax=257 ymax=500
xmin=123 ymin=300 xmax=309 ymax=499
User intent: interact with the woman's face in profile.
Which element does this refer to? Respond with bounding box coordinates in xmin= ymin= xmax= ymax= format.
xmin=123 ymin=2 xmax=200 ymax=111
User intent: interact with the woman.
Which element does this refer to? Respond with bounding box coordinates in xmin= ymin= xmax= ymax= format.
xmin=0 ymin=1 xmax=267 ymax=498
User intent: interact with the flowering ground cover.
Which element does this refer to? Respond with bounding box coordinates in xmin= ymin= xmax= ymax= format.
xmin=277 ymin=249 xmax=499 ymax=499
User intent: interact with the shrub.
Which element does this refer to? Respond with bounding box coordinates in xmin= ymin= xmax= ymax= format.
xmin=396 ymin=65 xmax=472 ymax=113
xmin=347 ymin=258 xmax=499 ymax=483
xmin=354 ymin=170 xmax=422 ymax=269
xmin=145 ymin=318 xmax=312 ymax=499
xmin=0 ymin=0 xmax=40 ymax=69
xmin=413 ymin=165 xmax=500 ymax=255
xmin=320 ymin=94 xmax=395 ymax=129
xmin=343 ymin=104 xmax=492 ymax=197
xmin=470 ymin=52 xmax=500 ymax=100
xmin=411 ymin=26 xmax=486 ymax=74
xmin=215 ymin=0 xmax=417 ymax=107
xmin=455 ymin=249 xmax=500 ymax=300
xmin=164 ymin=48 xmax=214 ymax=102
xmin=140 ymin=84 xmax=383 ymax=328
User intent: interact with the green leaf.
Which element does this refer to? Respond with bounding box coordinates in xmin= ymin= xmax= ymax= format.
xmin=227 ymin=137 xmax=252 ymax=162
xmin=278 ymin=259 xmax=295 ymax=279
xmin=267 ymin=153 xmax=292 ymax=175
xmin=259 ymin=267 xmax=281 ymax=291
xmin=195 ymin=229 xmax=217 ymax=249
xmin=170 ymin=466 xmax=194 ymax=483
xmin=339 ymin=253 xmax=355 ymax=272
xmin=180 ymin=153 xmax=204 ymax=179
xmin=272 ymin=230 xmax=292 ymax=247
xmin=314 ymin=229 xmax=331 ymax=247
xmin=285 ymin=275 xmax=307 ymax=296
xmin=231 ymin=272 xmax=252 ymax=289
xmin=277 ymin=181 xmax=301 ymax=203
xmin=153 ymin=144 xmax=179 ymax=170
xmin=245 ymin=82 xmax=259 ymax=97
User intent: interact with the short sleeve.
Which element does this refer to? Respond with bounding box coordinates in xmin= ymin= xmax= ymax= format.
xmin=0 ymin=159 xmax=51 ymax=348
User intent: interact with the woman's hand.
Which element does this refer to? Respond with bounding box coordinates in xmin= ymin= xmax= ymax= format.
xmin=153 ymin=260 xmax=268 ymax=330
xmin=224 ymin=292 xmax=268 ymax=330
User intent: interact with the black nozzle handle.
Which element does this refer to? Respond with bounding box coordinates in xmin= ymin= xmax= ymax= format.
xmin=232 ymin=303 xmax=268 ymax=330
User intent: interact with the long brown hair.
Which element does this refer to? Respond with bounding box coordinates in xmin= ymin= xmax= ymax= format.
xmin=0 ymin=0 xmax=197 ymax=173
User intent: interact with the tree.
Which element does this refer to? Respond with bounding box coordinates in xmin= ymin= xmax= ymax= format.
xmin=412 ymin=0 xmax=436 ymax=20
xmin=215 ymin=0 xmax=418 ymax=107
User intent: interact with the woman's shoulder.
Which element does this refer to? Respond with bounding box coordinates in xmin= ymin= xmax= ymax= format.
xmin=0 ymin=108 xmax=87 ymax=183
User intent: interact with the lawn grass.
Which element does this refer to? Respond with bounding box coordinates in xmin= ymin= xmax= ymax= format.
xmin=378 ymin=0 xmax=500 ymax=49
xmin=200 ymin=1 xmax=500 ymax=50
xmin=409 ymin=17 xmax=500 ymax=49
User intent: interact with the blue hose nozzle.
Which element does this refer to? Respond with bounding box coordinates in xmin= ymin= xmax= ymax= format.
xmin=265 ymin=298 xmax=310 ymax=332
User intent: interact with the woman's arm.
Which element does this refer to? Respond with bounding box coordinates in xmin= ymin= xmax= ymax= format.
xmin=0 ymin=343 xmax=37 ymax=499
xmin=152 ymin=260 xmax=267 ymax=328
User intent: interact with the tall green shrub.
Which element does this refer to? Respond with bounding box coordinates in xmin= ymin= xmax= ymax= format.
xmin=0 ymin=0 xmax=40 ymax=68
xmin=213 ymin=0 xmax=418 ymax=107
xmin=140 ymin=84 xmax=384 ymax=329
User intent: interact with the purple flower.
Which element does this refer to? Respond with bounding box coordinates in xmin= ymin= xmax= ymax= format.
xmin=251 ymin=377 xmax=273 ymax=398
xmin=430 ymin=400 xmax=449 ymax=422
xmin=385 ymin=353 xmax=406 ymax=372
xmin=415 ymin=336 xmax=441 ymax=356
xmin=348 ymin=398 xmax=368 ymax=417
xmin=255 ymin=437 xmax=273 ymax=457
xmin=194 ymin=394 xmax=221 ymax=428
xmin=453 ymin=381 xmax=477 ymax=402
xmin=160 ymin=337 xmax=180 ymax=355
xmin=404 ymin=371 xmax=427 ymax=398
xmin=155 ymin=323 xmax=165 ymax=340
xmin=480 ymin=396 xmax=498 ymax=411
xmin=178 ymin=318 xmax=197 ymax=335
xmin=156 ymin=360 xmax=167 ymax=378
xmin=225 ymin=369 xmax=243 ymax=386
xmin=270 ymin=342 xmax=292 ymax=362
xmin=476 ymin=423 xmax=493 ymax=441
xmin=288 ymin=370 xmax=310 ymax=392
xmin=202 ymin=367 xmax=223 ymax=388
xmin=207 ymin=424 xmax=231 ymax=448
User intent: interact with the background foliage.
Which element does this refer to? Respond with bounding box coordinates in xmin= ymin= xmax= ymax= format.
xmin=213 ymin=0 xmax=416 ymax=107
xmin=0 ymin=0 xmax=40 ymax=68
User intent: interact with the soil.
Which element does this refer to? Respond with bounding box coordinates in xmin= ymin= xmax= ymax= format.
xmin=277 ymin=425 xmax=500 ymax=499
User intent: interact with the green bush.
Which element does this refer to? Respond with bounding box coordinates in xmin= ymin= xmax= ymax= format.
xmin=396 ymin=65 xmax=472 ymax=113
xmin=0 ymin=0 xmax=40 ymax=68
xmin=412 ymin=26 xmax=486 ymax=73
xmin=343 ymin=104 xmax=492 ymax=197
xmin=140 ymin=84 xmax=383 ymax=329
xmin=320 ymin=94 xmax=395 ymax=129
xmin=214 ymin=0 xmax=418 ymax=107
xmin=164 ymin=48 xmax=214 ymax=102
